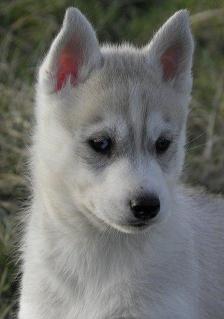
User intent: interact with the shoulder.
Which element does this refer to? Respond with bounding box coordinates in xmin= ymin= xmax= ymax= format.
xmin=175 ymin=184 xmax=224 ymax=239
xmin=179 ymin=185 xmax=224 ymax=215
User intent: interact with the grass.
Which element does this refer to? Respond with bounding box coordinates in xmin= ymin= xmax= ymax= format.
xmin=0 ymin=0 xmax=224 ymax=317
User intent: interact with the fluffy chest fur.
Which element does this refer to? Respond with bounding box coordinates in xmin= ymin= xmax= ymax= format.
xmin=19 ymin=192 xmax=201 ymax=319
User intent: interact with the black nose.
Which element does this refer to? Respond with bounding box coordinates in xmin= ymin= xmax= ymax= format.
xmin=130 ymin=194 xmax=160 ymax=221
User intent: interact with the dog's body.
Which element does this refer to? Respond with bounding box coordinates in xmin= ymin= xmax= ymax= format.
xmin=18 ymin=8 xmax=224 ymax=319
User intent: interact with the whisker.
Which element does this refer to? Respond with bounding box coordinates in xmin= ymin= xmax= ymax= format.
xmin=186 ymin=143 xmax=206 ymax=152
xmin=185 ymin=132 xmax=206 ymax=146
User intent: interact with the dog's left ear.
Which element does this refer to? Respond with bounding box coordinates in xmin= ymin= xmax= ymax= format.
xmin=146 ymin=10 xmax=194 ymax=93
xmin=38 ymin=7 xmax=102 ymax=93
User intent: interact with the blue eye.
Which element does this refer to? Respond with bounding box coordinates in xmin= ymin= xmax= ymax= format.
xmin=155 ymin=137 xmax=171 ymax=154
xmin=88 ymin=137 xmax=112 ymax=155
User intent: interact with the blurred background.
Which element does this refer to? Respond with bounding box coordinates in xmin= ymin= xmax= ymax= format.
xmin=0 ymin=0 xmax=224 ymax=317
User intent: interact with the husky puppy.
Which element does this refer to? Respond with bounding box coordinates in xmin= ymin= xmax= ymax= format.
xmin=18 ymin=7 xmax=224 ymax=319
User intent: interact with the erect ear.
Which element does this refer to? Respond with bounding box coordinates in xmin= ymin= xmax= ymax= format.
xmin=146 ymin=10 xmax=194 ymax=93
xmin=39 ymin=7 xmax=102 ymax=93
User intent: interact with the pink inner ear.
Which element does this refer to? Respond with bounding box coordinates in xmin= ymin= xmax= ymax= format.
xmin=56 ymin=47 xmax=79 ymax=91
xmin=160 ymin=46 xmax=180 ymax=81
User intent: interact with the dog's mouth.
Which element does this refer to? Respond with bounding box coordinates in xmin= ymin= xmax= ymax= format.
xmin=82 ymin=206 xmax=150 ymax=233
xmin=116 ymin=219 xmax=154 ymax=233
xmin=80 ymin=202 xmax=155 ymax=234
xmin=127 ymin=221 xmax=149 ymax=228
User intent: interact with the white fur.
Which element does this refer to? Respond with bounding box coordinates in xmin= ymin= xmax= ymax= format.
xmin=18 ymin=8 xmax=224 ymax=319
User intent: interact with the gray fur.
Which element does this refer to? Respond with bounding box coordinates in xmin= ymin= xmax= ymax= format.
xmin=18 ymin=7 xmax=224 ymax=319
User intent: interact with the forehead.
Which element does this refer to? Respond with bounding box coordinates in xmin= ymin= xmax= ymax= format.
xmin=72 ymin=49 xmax=187 ymax=133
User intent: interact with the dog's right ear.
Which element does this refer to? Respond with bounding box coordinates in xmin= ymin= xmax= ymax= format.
xmin=38 ymin=7 xmax=102 ymax=93
xmin=145 ymin=10 xmax=194 ymax=94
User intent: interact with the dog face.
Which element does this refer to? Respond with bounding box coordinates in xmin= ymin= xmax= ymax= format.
xmin=36 ymin=8 xmax=193 ymax=233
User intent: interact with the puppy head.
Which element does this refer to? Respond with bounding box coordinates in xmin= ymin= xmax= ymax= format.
xmin=36 ymin=8 xmax=194 ymax=233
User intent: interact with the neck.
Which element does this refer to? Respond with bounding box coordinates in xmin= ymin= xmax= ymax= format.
xmin=28 ymin=183 xmax=192 ymax=290
xmin=29 ymin=195 xmax=149 ymax=281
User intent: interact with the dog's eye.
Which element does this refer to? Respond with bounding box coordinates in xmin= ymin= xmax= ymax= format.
xmin=155 ymin=137 xmax=171 ymax=154
xmin=88 ymin=137 xmax=112 ymax=155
